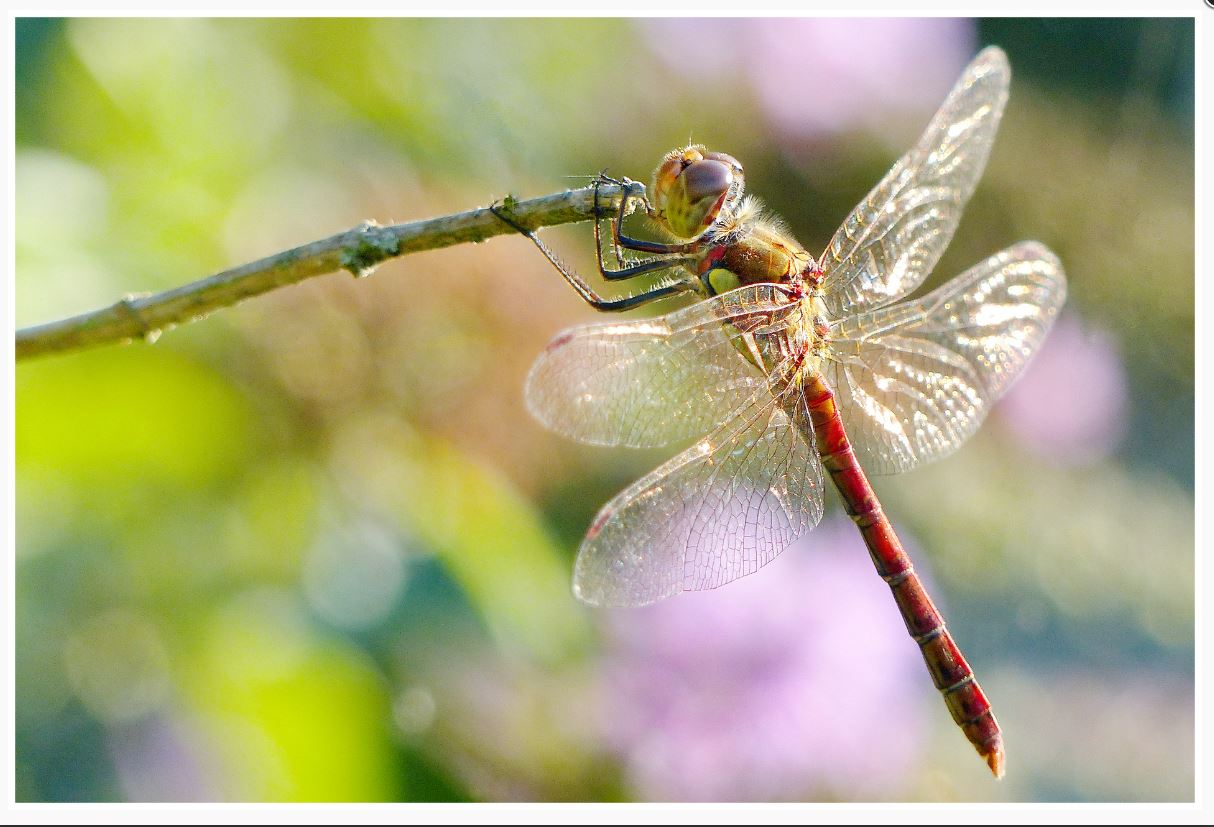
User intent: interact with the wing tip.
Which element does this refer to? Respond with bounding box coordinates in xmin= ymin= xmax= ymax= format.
xmin=571 ymin=574 xmax=664 ymax=609
xmin=975 ymin=44 xmax=1009 ymax=65
xmin=967 ymin=46 xmax=1011 ymax=102
xmin=572 ymin=537 xmax=618 ymax=608
xmin=522 ymin=328 xmax=586 ymax=434
xmin=522 ymin=356 xmax=555 ymax=428
xmin=573 ymin=533 xmax=679 ymax=609
xmin=571 ymin=578 xmax=605 ymax=607
xmin=973 ymin=45 xmax=1010 ymax=79
xmin=1008 ymin=240 xmax=1065 ymax=273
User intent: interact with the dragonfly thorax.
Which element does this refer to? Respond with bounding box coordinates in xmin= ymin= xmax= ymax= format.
xmin=692 ymin=211 xmax=816 ymax=297
xmin=749 ymin=293 xmax=831 ymax=384
xmin=798 ymin=294 xmax=832 ymax=373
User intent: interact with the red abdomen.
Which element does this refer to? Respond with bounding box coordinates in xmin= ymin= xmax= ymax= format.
xmin=799 ymin=372 xmax=1006 ymax=778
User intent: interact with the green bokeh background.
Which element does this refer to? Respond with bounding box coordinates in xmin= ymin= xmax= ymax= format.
xmin=14 ymin=17 xmax=1194 ymax=803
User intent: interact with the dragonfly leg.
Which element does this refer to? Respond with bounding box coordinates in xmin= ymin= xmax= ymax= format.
xmin=589 ymin=176 xmax=698 ymax=281
xmin=596 ymin=175 xmax=701 ymax=257
xmin=489 ymin=200 xmax=696 ymax=312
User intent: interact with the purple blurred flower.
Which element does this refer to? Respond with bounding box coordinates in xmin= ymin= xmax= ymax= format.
xmin=108 ymin=714 xmax=216 ymax=801
xmin=998 ymin=313 xmax=1129 ymax=465
xmin=597 ymin=516 xmax=929 ymax=801
xmin=640 ymin=18 xmax=976 ymax=141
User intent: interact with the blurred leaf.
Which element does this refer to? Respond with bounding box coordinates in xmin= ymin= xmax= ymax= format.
xmin=329 ymin=413 xmax=590 ymax=663
xmin=65 ymin=19 xmax=290 ymax=170
xmin=16 ymin=346 xmax=262 ymax=614
xmin=403 ymin=438 xmax=591 ymax=662
xmin=17 ymin=346 xmax=253 ymax=492
xmin=183 ymin=589 xmax=397 ymax=801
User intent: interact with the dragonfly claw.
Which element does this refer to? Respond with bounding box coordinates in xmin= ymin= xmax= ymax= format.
xmin=488 ymin=199 xmax=533 ymax=237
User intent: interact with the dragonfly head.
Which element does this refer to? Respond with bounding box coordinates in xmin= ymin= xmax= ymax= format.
xmin=650 ymin=145 xmax=744 ymax=240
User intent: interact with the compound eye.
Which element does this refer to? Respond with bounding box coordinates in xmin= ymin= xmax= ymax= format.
xmin=703 ymin=151 xmax=744 ymax=176
xmin=651 ymin=146 xmax=739 ymax=239
xmin=680 ymin=160 xmax=733 ymax=205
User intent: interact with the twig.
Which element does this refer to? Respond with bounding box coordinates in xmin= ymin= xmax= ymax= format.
xmin=15 ymin=183 xmax=634 ymax=361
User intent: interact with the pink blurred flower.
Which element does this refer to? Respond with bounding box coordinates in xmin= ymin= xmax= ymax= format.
xmin=597 ymin=516 xmax=929 ymax=801
xmin=640 ymin=18 xmax=977 ymax=141
xmin=998 ymin=313 xmax=1129 ymax=465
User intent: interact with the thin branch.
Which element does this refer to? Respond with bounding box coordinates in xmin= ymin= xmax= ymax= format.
xmin=15 ymin=183 xmax=635 ymax=361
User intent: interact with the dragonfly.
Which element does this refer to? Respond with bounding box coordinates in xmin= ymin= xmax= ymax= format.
xmin=499 ymin=46 xmax=1066 ymax=778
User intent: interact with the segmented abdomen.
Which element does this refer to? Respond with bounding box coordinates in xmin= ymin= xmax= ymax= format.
xmin=798 ymin=371 xmax=1006 ymax=778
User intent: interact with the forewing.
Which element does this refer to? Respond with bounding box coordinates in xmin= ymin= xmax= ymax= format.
xmin=824 ymin=242 xmax=1066 ymax=475
xmin=526 ymin=284 xmax=800 ymax=448
xmin=572 ymin=384 xmax=825 ymax=607
xmin=820 ymin=46 xmax=1011 ymax=319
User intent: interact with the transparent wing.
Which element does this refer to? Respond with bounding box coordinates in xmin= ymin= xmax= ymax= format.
xmin=820 ymin=46 xmax=1010 ymax=319
xmin=572 ymin=383 xmax=824 ymax=607
xmin=526 ymin=284 xmax=801 ymax=448
xmin=824 ymin=241 xmax=1066 ymax=475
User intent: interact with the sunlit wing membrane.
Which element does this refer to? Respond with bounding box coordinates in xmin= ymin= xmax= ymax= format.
xmin=572 ymin=384 xmax=824 ymax=607
xmin=525 ymin=284 xmax=800 ymax=448
xmin=824 ymin=242 xmax=1066 ymax=475
xmin=820 ymin=46 xmax=1011 ymax=320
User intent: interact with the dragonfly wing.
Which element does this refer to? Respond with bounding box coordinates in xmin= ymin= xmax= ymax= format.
xmin=526 ymin=284 xmax=801 ymax=448
xmin=820 ymin=46 xmax=1010 ymax=319
xmin=825 ymin=242 xmax=1066 ymax=475
xmin=572 ymin=384 xmax=825 ymax=607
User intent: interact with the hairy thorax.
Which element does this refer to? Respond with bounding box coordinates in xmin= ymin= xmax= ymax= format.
xmin=695 ymin=202 xmax=815 ymax=295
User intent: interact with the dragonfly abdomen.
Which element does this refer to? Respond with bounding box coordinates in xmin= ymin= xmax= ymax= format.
xmin=800 ymin=372 xmax=1006 ymax=778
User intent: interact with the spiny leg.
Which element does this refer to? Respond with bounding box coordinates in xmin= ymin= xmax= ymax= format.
xmin=589 ymin=175 xmax=698 ymax=281
xmin=489 ymin=200 xmax=695 ymax=313
xmin=595 ymin=173 xmax=703 ymax=257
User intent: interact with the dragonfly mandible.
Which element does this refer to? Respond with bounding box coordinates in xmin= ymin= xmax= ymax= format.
xmin=501 ymin=46 xmax=1066 ymax=779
